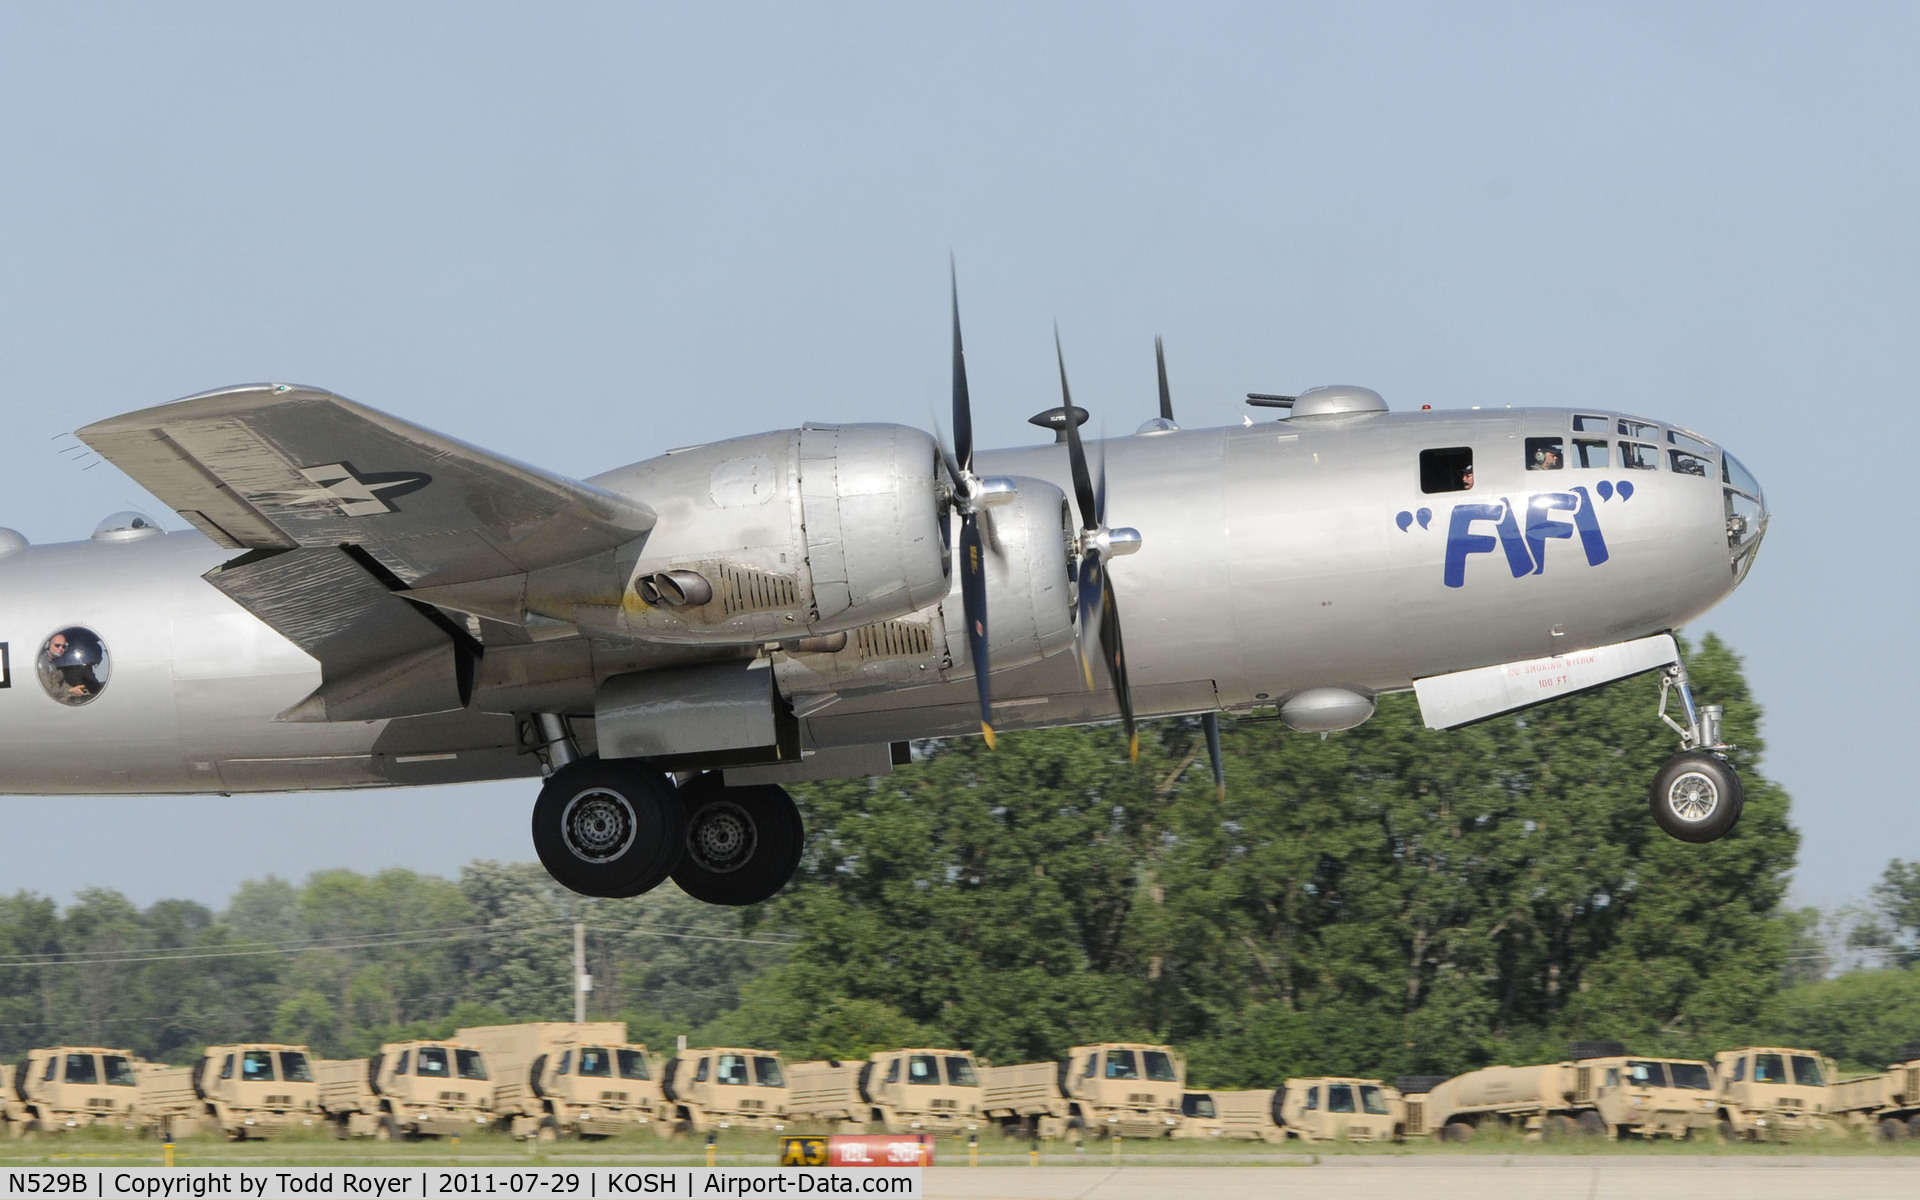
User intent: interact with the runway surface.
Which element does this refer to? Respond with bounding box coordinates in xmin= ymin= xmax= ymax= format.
xmin=921 ymin=1155 xmax=1920 ymax=1199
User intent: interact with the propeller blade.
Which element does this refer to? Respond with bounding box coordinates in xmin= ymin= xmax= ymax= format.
xmin=1202 ymin=711 xmax=1225 ymax=798
xmin=932 ymin=415 xmax=964 ymax=492
xmin=950 ymin=263 xmax=973 ymax=474
xmin=1056 ymin=328 xmax=1098 ymax=530
xmin=1098 ymin=580 xmax=1138 ymax=762
xmin=1075 ymin=544 xmax=1105 ymax=691
xmin=958 ymin=511 xmax=994 ymax=748
xmin=1155 ymin=335 xmax=1173 ymax=422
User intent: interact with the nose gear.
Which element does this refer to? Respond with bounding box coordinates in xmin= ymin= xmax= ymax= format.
xmin=1647 ymin=660 xmax=1744 ymax=843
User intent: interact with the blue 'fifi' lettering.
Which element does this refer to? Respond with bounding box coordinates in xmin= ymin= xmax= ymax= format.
xmin=1444 ymin=491 xmax=1609 ymax=587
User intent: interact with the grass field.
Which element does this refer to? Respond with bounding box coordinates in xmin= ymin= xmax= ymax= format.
xmin=5 ymin=1123 xmax=1920 ymax=1167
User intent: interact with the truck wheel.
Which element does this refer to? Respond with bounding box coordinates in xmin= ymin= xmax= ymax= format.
xmin=1576 ymin=1111 xmax=1607 ymax=1138
xmin=1544 ymin=1114 xmax=1579 ymax=1141
xmin=1908 ymin=1114 xmax=1920 ymax=1139
xmin=1064 ymin=1116 xmax=1086 ymax=1144
xmin=1648 ymin=752 xmax=1743 ymax=843
xmin=1442 ymin=1121 xmax=1475 ymax=1144
xmin=670 ymin=776 xmax=803 ymax=907
xmin=1878 ymin=1117 xmax=1909 ymax=1142
xmin=330 ymin=1117 xmax=349 ymax=1141
xmin=537 ymin=1116 xmax=563 ymax=1142
xmin=532 ymin=757 xmax=686 ymax=898
xmin=376 ymin=1115 xmax=396 ymax=1142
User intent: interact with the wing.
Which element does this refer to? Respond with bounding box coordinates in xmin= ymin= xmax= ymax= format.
xmin=77 ymin=383 xmax=655 ymax=586
xmin=80 ymin=383 xmax=656 ymax=721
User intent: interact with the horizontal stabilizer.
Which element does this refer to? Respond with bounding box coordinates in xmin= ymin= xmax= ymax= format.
xmin=1414 ymin=634 xmax=1678 ymax=730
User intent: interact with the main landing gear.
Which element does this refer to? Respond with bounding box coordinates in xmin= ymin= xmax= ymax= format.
xmin=527 ymin=714 xmax=805 ymax=903
xmin=1647 ymin=662 xmax=1744 ymax=844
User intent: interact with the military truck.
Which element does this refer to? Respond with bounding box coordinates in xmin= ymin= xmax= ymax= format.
xmin=456 ymin=1022 xmax=660 ymax=1139
xmin=1713 ymin=1046 xmax=1836 ymax=1141
xmin=1414 ymin=1042 xmax=1719 ymax=1141
xmin=192 ymin=1044 xmax=321 ymax=1139
xmin=8 ymin=1047 xmax=149 ymax=1135
xmin=315 ymin=1041 xmax=495 ymax=1139
xmin=1174 ymin=1090 xmax=1283 ymax=1142
xmin=980 ymin=1043 xmax=1184 ymax=1140
xmin=1273 ymin=1077 xmax=1406 ymax=1142
xmin=658 ymin=1047 xmax=790 ymax=1134
xmin=1832 ymin=1043 xmax=1920 ymax=1141
xmin=788 ymin=1049 xmax=983 ymax=1134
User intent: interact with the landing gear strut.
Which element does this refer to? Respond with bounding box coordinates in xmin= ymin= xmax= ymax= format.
xmin=1647 ymin=661 xmax=1744 ymax=843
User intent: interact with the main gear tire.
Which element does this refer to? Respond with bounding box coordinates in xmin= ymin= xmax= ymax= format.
xmin=670 ymin=775 xmax=804 ymax=906
xmin=532 ymin=757 xmax=686 ymax=898
xmin=1648 ymin=752 xmax=1744 ymax=844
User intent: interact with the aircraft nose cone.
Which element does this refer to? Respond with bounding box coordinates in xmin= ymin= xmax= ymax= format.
xmin=1722 ymin=450 xmax=1766 ymax=584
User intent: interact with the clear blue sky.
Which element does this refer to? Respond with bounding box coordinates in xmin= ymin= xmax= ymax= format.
xmin=0 ymin=3 xmax=1911 ymax=910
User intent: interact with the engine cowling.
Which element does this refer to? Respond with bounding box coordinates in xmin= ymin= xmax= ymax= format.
xmin=599 ymin=423 xmax=950 ymax=644
xmin=771 ymin=479 xmax=1076 ymax=697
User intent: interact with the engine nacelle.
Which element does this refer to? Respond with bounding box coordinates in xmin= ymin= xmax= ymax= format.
xmin=591 ymin=424 xmax=950 ymax=644
xmin=771 ymin=479 xmax=1075 ymax=697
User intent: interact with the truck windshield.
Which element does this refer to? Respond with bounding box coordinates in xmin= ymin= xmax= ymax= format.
xmin=945 ymin=1056 xmax=978 ymax=1087
xmin=64 ymin=1054 xmax=98 ymax=1085
xmin=754 ymin=1056 xmax=785 ymax=1088
xmin=1328 ymin=1084 xmax=1356 ymax=1114
xmin=617 ymin=1050 xmax=650 ymax=1081
xmin=1182 ymin=1094 xmax=1215 ymax=1119
xmin=716 ymin=1055 xmax=747 ymax=1085
xmin=279 ymin=1052 xmax=312 ymax=1083
xmin=456 ymin=1050 xmax=488 ymax=1081
xmin=1360 ymin=1085 xmax=1389 ymax=1115
xmin=1791 ymin=1056 xmax=1826 ymax=1087
xmin=1752 ymin=1054 xmax=1786 ymax=1083
xmin=1668 ymin=1063 xmax=1711 ymax=1090
xmin=103 ymin=1055 xmax=137 ymax=1086
xmin=578 ymin=1048 xmax=613 ymax=1078
xmin=1143 ymin=1051 xmax=1178 ymax=1083
xmin=416 ymin=1048 xmax=450 ymax=1078
xmin=1626 ymin=1061 xmax=1668 ymax=1088
xmin=907 ymin=1055 xmax=939 ymax=1084
xmin=1104 ymin=1051 xmax=1140 ymax=1080
xmin=242 ymin=1051 xmax=275 ymax=1082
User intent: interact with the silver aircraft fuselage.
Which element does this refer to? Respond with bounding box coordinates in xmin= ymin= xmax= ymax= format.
xmin=0 ymin=404 xmax=1764 ymax=794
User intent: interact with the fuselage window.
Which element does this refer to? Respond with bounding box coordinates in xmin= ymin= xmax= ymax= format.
xmin=1618 ymin=419 xmax=1659 ymax=440
xmin=1669 ymin=449 xmax=1711 ymax=477
xmin=1573 ymin=440 xmax=1609 ymax=469
xmin=1620 ymin=442 xmax=1659 ymax=470
xmin=1525 ymin=437 xmax=1564 ymax=470
xmin=37 ymin=626 xmax=109 ymax=706
xmin=1573 ymin=414 xmax=1609 ymax=432
xmin=1419 ymin=447 xmax=1474 ymax=494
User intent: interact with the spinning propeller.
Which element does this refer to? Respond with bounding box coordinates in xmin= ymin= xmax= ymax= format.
xmin=1053 ymin=329 xmax=1143 ymax=761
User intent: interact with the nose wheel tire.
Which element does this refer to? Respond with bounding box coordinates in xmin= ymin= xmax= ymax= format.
xmin=1648 ymin=751 xmax=1744 ymax=844
xmin=532 ymin=757 xmax=686 ymax=897
xmin=670 ymin=775 xmax=804 ymax=906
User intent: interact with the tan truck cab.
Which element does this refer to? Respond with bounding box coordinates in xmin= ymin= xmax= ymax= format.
xmin=660 ymin=1047 xmax=789 ymax=1134
xmin=1175 ymin=1089 xmax=1283 ymax=1142
xmin=1275 ymin=1077 xmax=1405 ymax=1142
xmin=193 ymin=1044 xmax=320 ymax=1139
xmin=316 ymin=1041 xmax=495 ymax=1139
xmin=1832 ymin=1043 xmax=1920 ymax=1141
xmin=1713 ymin=1046 xmax=1834 ymax=1140
xmin=789 ymin=1049 xmax=983 ymax=1134
xmin=981 ymin=1043 xmax=1183 ymax=1141
xmin=9 ymin=1048 xmax=147 ymax=1134
xmin=456 ymin=1022 xmax=660 ymax=1139
xmin=1415 ymin=1043 xmax=1718 ymax=1141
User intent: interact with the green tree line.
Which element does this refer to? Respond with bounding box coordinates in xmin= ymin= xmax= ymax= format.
xmin=4 ymin=633 xmax=1918 ymax=1081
